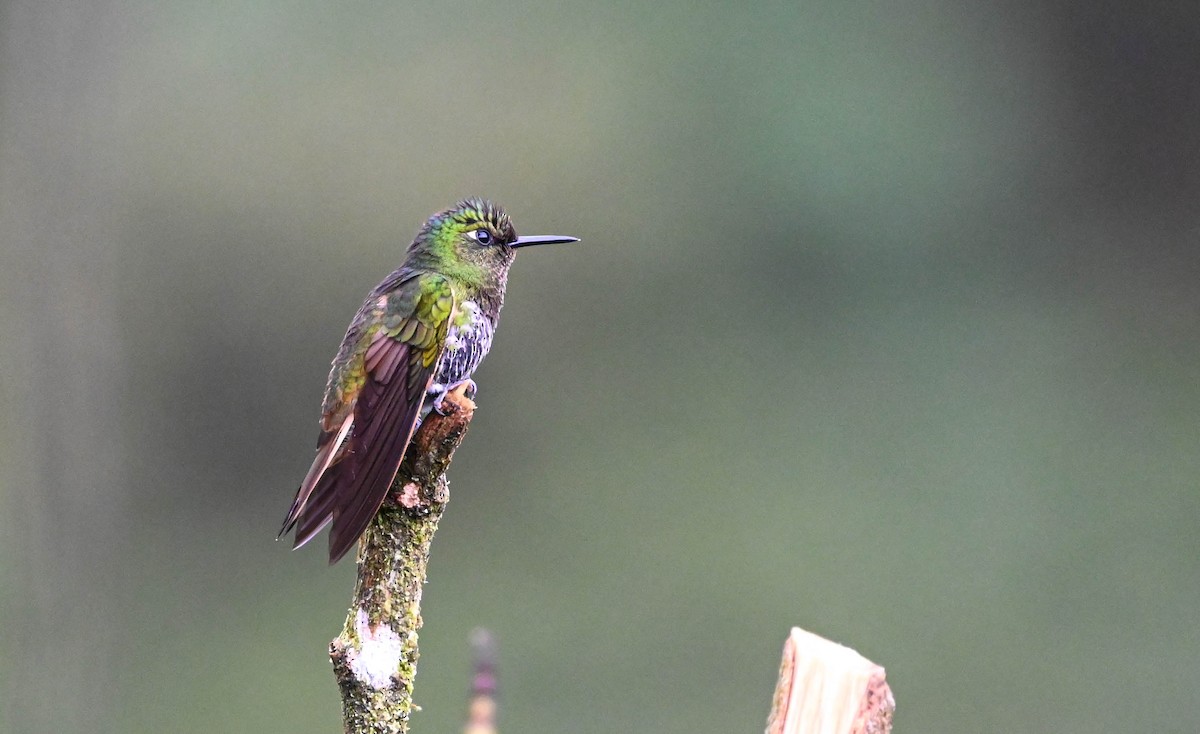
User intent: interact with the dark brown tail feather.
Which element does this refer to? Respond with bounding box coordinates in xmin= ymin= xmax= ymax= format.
xmin=325 ymin=359 xmax=429 ymax=564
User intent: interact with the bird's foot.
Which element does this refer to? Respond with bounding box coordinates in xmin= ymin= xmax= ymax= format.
xmin=433 ymin=379 xmax=477 ymax=415
xmin=456 ymin=379 xmax=478 ymax=401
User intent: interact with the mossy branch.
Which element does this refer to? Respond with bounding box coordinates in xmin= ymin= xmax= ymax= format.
xmin=329 ymin=389 xmax=475 ymax=734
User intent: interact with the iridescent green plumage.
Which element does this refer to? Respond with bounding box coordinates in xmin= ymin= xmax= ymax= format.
xmin=279 ymin=199 xmax=577 ymax=563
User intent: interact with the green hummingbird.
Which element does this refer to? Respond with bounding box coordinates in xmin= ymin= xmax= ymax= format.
xmin=279 ymin=198 xmax=578 ymax=563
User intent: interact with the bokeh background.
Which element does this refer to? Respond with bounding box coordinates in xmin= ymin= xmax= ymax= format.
xmin=3 ymin=1 xmax=1198 ymax=732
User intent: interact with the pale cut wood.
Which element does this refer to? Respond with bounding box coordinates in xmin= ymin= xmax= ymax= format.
xmin=765 ymin=627 xmax=894 ymax=734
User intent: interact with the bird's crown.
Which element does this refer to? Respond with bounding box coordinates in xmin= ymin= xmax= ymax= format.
xmin=427 ymin=198 xmax=516 ymax=245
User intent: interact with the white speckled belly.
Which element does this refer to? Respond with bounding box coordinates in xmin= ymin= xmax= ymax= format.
xmin=431 ymin=300 xmax=494 ymax=390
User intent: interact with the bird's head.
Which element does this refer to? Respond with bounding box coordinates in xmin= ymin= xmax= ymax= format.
xmin=411 ymin=198 xmax=577 ymax=286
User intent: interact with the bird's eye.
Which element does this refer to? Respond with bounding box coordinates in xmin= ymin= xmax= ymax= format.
xmin=474 ymin=229 xmax=493 ymax=245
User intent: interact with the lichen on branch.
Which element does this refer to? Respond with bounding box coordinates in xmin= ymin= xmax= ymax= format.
xmin=329 ymin=389 xmax=475 ymax=734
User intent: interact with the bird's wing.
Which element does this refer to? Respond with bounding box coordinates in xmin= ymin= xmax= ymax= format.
xmin=279 ymin=272 xmax=455 ymax=563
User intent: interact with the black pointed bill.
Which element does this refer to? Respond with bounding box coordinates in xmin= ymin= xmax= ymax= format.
xmin=511 ymin=234 xmax=579 ymax=248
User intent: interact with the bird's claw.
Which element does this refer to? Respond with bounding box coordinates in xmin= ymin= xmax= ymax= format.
xmin=432 ymin=379 xmax=477 ymax=415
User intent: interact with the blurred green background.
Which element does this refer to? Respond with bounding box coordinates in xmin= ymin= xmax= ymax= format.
xmin=3 ymin=1 xmax=1198 ymax=732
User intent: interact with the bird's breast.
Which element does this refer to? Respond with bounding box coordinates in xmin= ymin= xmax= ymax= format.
xmin=434 ymin=300 xmax=495 ymax=387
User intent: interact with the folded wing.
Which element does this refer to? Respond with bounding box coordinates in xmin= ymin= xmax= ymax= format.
xmin=280 ymin=272 xmax=453 ymax=563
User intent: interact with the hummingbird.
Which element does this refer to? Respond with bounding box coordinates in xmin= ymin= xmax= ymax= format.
xmin=279 ymin=198 xmax=578 ymax=563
